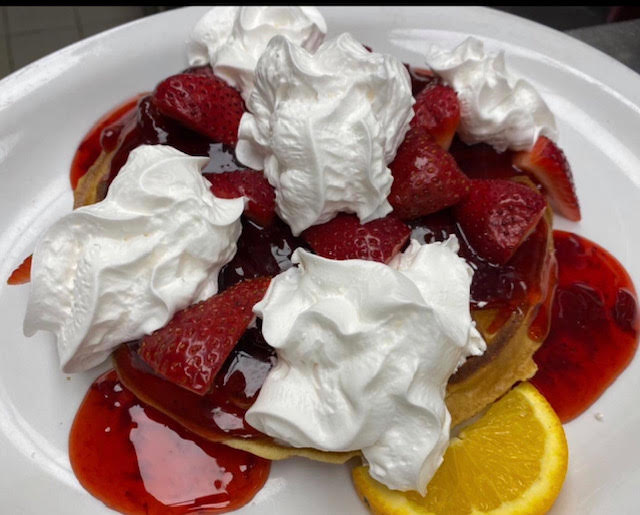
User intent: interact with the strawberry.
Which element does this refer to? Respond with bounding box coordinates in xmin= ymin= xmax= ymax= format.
xmin=7 ymin=255 xmax=32 ymax=285
xmin=205 ymin=170 xmax=276 ymax=227
xmin=152 ymin=73 xmax=244 ymax=147
xmin=138 ymin=277 xmax=271 ymax=395
xmin=389 ymin=126 xmax=471 ymax=220
xmin=512 ymin=136 xmax=581 ymax=221
xmin=411 ymin=81 xmax=460 ymax=150
xmin=454 ymin=179 xmax=547 ymax=265
xmin=302 ymin=213 xmax=410 ymax=263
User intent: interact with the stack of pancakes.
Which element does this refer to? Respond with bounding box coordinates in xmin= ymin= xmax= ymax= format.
xmin=78 ymin=138 xmax=557 ymax=466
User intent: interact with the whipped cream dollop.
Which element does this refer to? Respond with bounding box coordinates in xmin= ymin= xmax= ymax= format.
xmin=236 ymin=32 xmax=414 ymax=236
xmin=187 ymin=6 xmax=326 ymax=102
xmin=246 ymin=239 xmax=485 ymax=493
xmin=425 ymin=37 xmax=557 ymax=152
xmin=24 ymin=145 xmax=244 ymax=373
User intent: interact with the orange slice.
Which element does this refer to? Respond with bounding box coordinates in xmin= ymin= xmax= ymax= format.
xmin=352 ymin=382 xmax=568 ymax=515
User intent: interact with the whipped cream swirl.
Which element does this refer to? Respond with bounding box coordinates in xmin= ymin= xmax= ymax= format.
xmin=236 ymin=32 xmax=414 ymax=236
xmin=24 ymin=145 xmax=244 ymax=373
xmin=425 ymin=37 xmax=557 ymax=152
xmin=187 ymin=6 xmax=326 ymax=103
xmin=246 ymin=239 xmax=485 ymax=494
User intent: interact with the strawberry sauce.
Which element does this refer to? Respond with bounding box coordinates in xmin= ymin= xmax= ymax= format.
xmin=70 ymin=95 xmax=144 ymax=189
xmin=69 ymin=370 xmax=270 ymax=515
xmin=113 ymin=327 xmax=275 ymax=440
xmin=531 ymin=231 xmax=640 ymax=422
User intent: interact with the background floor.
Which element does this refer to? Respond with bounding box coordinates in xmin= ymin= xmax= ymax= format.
xmin=0 ymin=6 xmax=637 ymax=78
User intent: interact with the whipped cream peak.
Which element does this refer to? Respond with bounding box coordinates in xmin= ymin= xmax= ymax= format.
xmin=24 ymin=145 xmax=244 ymax=373
xmin=236 ymin=32 xmax=414 ymax=235
xmin=425 ymin=36 xmax=557 ymax=152
xmin=247 ymin=239 xmax=485 ymax=493
xmin=187 ymin=6 xmax=326 ymax=103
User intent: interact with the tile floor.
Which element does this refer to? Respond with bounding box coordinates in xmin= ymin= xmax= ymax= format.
xmin=0 ymin=6 xmax=634 ymax=79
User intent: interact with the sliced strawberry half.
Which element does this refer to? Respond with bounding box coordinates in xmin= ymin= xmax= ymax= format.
xmin=512 ymin=136 xmax=581 ymax=221
xmin=7 ymin=254 xmax=32 ymax=285
xmin=205 ymin=170 xmax=276 ymax=227
xmin=411 ymin=81 xmax=460 ymax=150
xmin=302 ymin=213 xmax=410 ymax=263
xmin=454 ymin=179 xmax=547 ymax=265
xmin=152 ymin=73 xmax=245 ymax=147
xmin=389 ymin=126 xmax=471 ymax=220
xmin=138 ymin=277 xmax=271 ymax=395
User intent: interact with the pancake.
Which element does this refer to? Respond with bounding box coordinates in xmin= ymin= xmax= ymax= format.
xmin=83 ymin=135 xmax=556 ymax=463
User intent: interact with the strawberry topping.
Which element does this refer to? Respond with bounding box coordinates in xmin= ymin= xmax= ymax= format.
xmin=454 ymin=179 xmax=547 ymax=265
xmin=389 ymin=126 xmax=471 ymax=220
xmin=513 ymin=136 xmax=581 ymax=221
xmin=152 ymin=73 xmax=245 ymax=147
xmin=205 ymin=170 xmax=276 ymax=227
xmin=7 ymin=254 xmax=32 ymax=285
xmin=411 ymin=81 xmax=461 ymax=150
xmin=302 ymin=213 xmax=410 ymax=263
xmin=138 ymin=277 xmax=271 ymax=395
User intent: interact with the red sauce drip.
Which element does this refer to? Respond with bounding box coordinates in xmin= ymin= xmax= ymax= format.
xmin=113 ymin=326 xmax=274 ymax=440
xmin=531 ymin=231 xmax=640 ymax=422
xmin=69 ymin=370 xmax=270 ymax=515
xmin=70 ymin=95 xmax=144 ymax=190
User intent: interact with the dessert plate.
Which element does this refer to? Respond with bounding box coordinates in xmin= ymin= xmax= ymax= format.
xmin=1 ymin=6 xmax=639 ymax=514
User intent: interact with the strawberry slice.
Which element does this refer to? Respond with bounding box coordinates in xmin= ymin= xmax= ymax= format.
xmin=302 ymin=213 xmax=410 ymax=263
xmin=389 ymin=126 xmax=471 ymax=220
xmin=204 ymin=170 xmax=276 ymax=227
xmin=454 ymin=179 xmax=547 ymax=265
xmin=411 ymin=81 xmax=460 ymax=150
xmin=152 ymin=73 xmax=245 ymax=147
xmin=138 ymin=277 xmax=271 ymax=395
xmin=7 ymin=255 xmax=32 ymax=285
xmin=512 ymin=136 xmax=581 ymax=221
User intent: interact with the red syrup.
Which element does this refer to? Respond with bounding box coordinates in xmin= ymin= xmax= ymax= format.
xmin=70 ymin=95 xmax=145 ymax=189
xmin=113 ymin=326 xmax=275 ymax=441
xmin=69 ymin=370 xmax=270 ymax=515
xmin=219 ymin=217 xmax=310 ymax=291
xmin=530 ymin=231 xmax=640 ymax=422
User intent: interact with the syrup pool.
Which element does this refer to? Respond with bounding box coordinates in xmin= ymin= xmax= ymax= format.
xmin=531 ymin=231 xmax=640 ymax=422
xmin=69 ymin=370 xmax=270 ymax=515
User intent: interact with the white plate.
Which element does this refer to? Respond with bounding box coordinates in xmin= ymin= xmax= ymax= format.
xmin=1 ymin=6 xmax=639 ymax=514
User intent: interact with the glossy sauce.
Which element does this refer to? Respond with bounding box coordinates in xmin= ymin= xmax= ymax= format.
xmin=113 ymin=326 xmax=276 ymax=441
xmin=531 ymin=231 xmax=640 ymax=422
xmin=219 ymin=217 xmax=310 ymax=291
xmin=70 ymin=95 xmax=144 ymax=189
xmin=69 ymin=370 xmax=270 ymax=515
